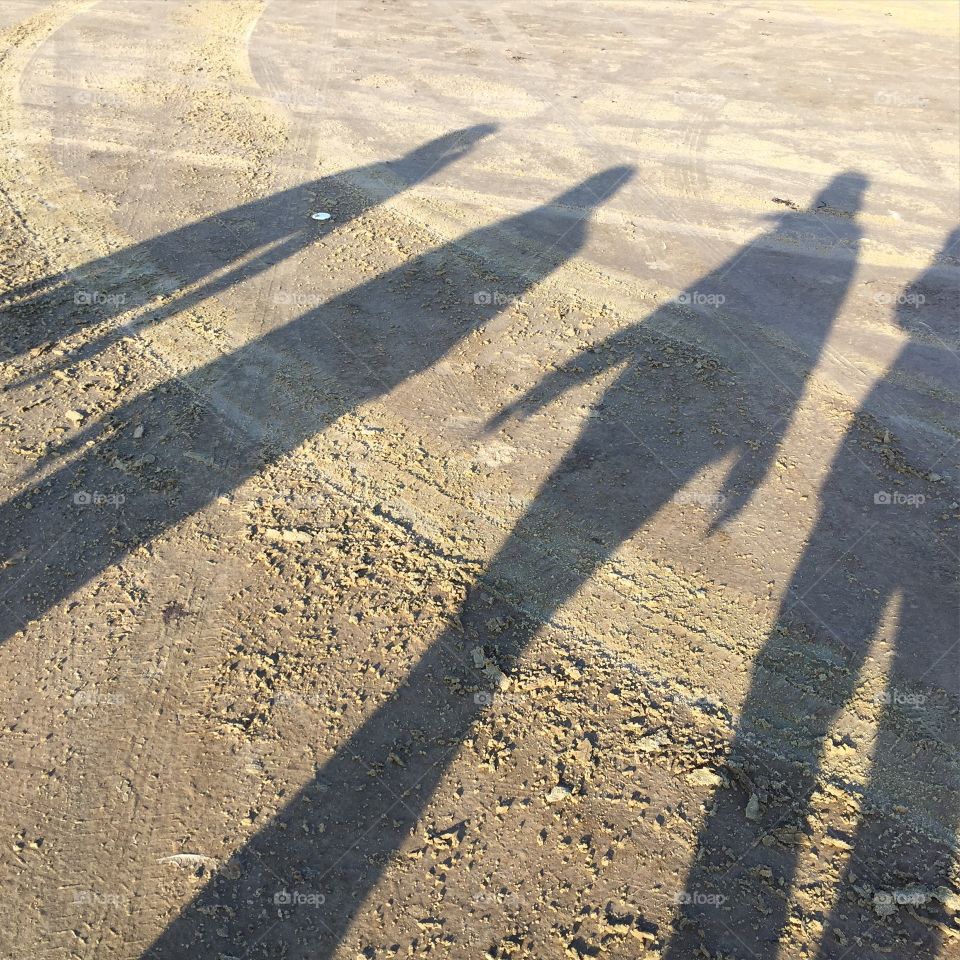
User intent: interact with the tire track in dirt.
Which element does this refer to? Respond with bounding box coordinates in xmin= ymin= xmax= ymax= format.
xmin=0 ymin=4 xmax=298 ymax=954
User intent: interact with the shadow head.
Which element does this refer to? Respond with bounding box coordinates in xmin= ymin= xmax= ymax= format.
xmin=388 ymin=123 xmax=498 ymax=182
xmin=894 ymin=225 xmax=960 ymax=339
xmin=762 ymin=169 xmax=869 ymax=225
xmin=554 ymin=164 xmax=636 ymax=212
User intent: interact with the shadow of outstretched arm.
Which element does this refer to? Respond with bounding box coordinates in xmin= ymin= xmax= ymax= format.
xmin=486 ymin=335 xmax=629 ymax=433
xmin=137 ymin=166 xmax=635 ymax=960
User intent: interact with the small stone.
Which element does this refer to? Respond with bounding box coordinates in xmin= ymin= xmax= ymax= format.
xmin=873 ymin=893 xmax=896 ymax=917
xmin=935 ymin=886 xmax=960 ymax=912
xmin=545 ymin=785 xmax=572 ymax=804
xmin=685 ymin=767 xmax=724 ymax=788
xmin=65 ymin=410 xmax=85 ymax=424
xmin=824 ymin=834 xmax=852 ymax=851
xmin=483 ymin=663 xmax=510 ymax=690
xmin=745 ymin=793 xmax=761 ymax=821
xmin=636 ymin=730 xmax=669 ymax=753
xmin=771 ymin=826 xmax=806 ymax=845
xmin=265 ymin=527 xmax=312 ymax=544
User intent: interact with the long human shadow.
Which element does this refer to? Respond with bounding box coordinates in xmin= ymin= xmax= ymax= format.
xmin=1 ymin=164 xmax=635 ymax=958
xmin=1 ymin=158 xmax=634 ymax=640
xmin=665 ymin=232 xmax=959 ymax=960
xmin=0 ymin=123 xmax=496 ymax=377
xmin=141 ymin=172 xmax=864 ymax=959
xmin=3 ymin=160 xmax=638 ymax=960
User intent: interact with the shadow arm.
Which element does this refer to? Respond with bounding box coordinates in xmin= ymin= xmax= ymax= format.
xmin=709 ymin=436 xmax=781 ymax=530
xmin=485 ymin=333 xmax=630 ymax=433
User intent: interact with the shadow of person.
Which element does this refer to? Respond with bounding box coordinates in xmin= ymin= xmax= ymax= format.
xmin=0 ymin=123 xmax=496 ymax=376
xmin=137 ymin=172 xmax=863 ymax=959
xmin=0 ymin=167 xmax=637 ymax=960
xmin=491 ymin=171 xmax=869 ymax=529
xmin=665 ymin=231 xmax=959 ymax=960
xmin=1 ymin=163 xmax=635 ymax=643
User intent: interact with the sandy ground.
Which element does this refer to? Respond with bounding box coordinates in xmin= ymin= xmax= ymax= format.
xmin=0 ymin=1 xmax=958 ymax=958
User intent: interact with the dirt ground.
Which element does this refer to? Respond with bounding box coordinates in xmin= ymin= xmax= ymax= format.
xmin=0 ymin=1 xmax=958 ymax=958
